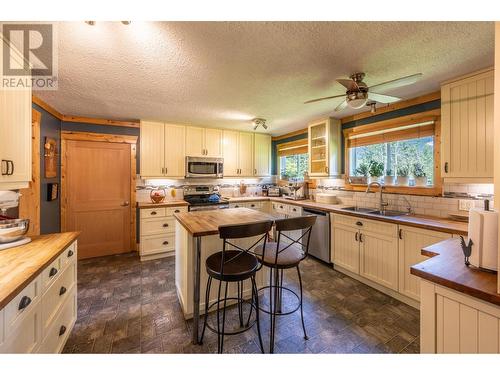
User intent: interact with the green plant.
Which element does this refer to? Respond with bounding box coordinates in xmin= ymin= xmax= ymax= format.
xmin=355 ymin=163 xmax=369 ymax=177
xmin=385 ymin=168 xmax=393 ymax=176
xmin=397 ymin=165 xmax=410 ymax=177
xmin=369 ymin=161 xmax=384 ymax=177
xmin=412 ymin=162 xmax=426 ymax=178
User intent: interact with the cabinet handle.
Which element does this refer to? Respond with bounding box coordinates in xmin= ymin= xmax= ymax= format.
xmin=49 ymin=267 xmax=58 ymax=277
xmin=18 ymin=295 xmax=32 ymax=310
xmin=359 ymin=233 xmax=363 ymax=243
xmin=163 ymin=241 xmax=169 ymax=245
xmin=59 ymin=286 xmax=67 ymax=296
xmin=59 ymin=325 xmax=67 ymax=336
xmin=1 ymin=160 xmax=8 ymax=175
xmin=254 ymin=169 xmax=257 ymax=175
xmin=356 ymin=221 xmax=363 ymax=227
xmin=251 ymin=204 xmax=255 ymax=207
xmin=325 ymin=166 xmax=329 ymax=174
xmin=444 ymin=162 xmax=449 ymax=173
xmin=150 ymin=211 xmax=157 ymax=215
xmin=67 ymin=249 xmax=74 ymax=257
xmin=355 ymin=232 xmax=359 ymax=242
xmin=163 ymin=223 xmax=169 ymax=227
xmin=174 ymin=209 xmax=180 ymax=213
xmin=398 ymin=229 xmax=403 ymax=240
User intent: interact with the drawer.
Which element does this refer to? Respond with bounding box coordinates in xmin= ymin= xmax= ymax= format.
xmin=230 ymin=202 xmax=248 ymax=209
xmin=247 ymin=201 xmax=263 ymax=210
xmin=166 ymin=206 xmax=187 ymax=216
xmin=60 ymin=241 xmax=77 ymax=270
xmin=2 ymin=300 xmax=41 ymax=353
xmin=332 ymin=213 xmax=397 ymax=237
xmin=42 ymin=262 xmax=76 ymax=333
xmin=140 ymin=207 xmax=167 ymax=219
xmin=141 ymin=217 xmax=175 ymax=235
xmin=272 ymin=202 xmax=288 ymax=214
xmin=288 ymin=205 xmax=302 ymax=216
xmin=140 ymin=233 xmax=175 ymax=256
xmin=41 ymin=256 xmax=62 ymax=291
xmin=4 ymin=275 xmax=41 ymax=336
xmin=39 ymin=288 xmax=76 ymax=354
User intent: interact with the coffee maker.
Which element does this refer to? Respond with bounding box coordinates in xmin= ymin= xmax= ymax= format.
xmin=283 ymin=182 xmax=308 ymax=201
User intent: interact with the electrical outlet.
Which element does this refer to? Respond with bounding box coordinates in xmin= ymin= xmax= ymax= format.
xmin=459 ymin=199 xmax=475 ymax=211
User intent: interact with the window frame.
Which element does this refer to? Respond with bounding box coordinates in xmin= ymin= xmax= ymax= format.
xmin=343 ymin=110 xmax=442 ymax=196
xmin=277 ymin=138 xmax=309 ymax=182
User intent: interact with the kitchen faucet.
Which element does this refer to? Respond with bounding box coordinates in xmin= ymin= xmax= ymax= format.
xmin=366 ymin=182 xmax=388 ymax=213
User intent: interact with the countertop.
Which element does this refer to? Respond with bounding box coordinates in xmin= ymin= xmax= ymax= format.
xmin=0 ymin=231 xmax=80 ymax=310
xmin=410 ymin=238 xmax=500 ymax=306
xmin=174 ymin=207 xmax=278 ymax=237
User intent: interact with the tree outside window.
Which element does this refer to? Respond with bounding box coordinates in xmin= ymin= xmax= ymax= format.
xmin=280 ymin=153 xmax=309 ymax=180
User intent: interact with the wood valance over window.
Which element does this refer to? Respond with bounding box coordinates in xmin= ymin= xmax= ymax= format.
xmin=277 ymin=138 xmax=308 ymax=157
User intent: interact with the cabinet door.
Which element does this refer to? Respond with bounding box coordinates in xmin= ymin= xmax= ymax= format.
xmin=398 ymin=226 xmax=451 ymax=300
xmin=441 ymin=69 xmax=494 ymax=178
xmin=254 ymin=133 xmax=271 ymax=176
xmin=140 ymin=121 xmax=165 ymax=177
xmin=332 ymin=224 xmax=359 ymax=273
xmin=238 ymin=132 xmax=254 ymax=176
xmin=308 ymin=120 xmax=329 ymax=176
xmin=185 ymin=127 xmax=205 ymax=157
xmin=0 ymin=84 xmax=32 ymax=185
xmin=359 ymin=230 xmax=399 ymax=291
xmin=222 ymin=130 xmax=239 ymax=176
xmin=164 ymin=124 xmax=186 ymax=177
xmin=204 ymin=128 xmax=223 ymax=157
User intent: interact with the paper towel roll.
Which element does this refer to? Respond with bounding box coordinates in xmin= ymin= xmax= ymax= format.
xmin=468 ymin=208 xmax=498 ymax=271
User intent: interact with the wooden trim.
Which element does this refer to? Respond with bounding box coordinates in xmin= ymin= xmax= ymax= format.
xmin=62 ymin=115 xmax=140 ymax=128
xmin=271 ymin=128 xmax=308 ymax=141
xmin=347 ymin=124 xmax=435 ymax=148
xmin=340 ymin=91 xmax=441 ymax=124
xmin=61 ymin=131 xmax=138 ymax=252
xmin=32 ymin=95 xmax=63 ymax=120
xmin=19 ymin=109 xmax=41 ymax=236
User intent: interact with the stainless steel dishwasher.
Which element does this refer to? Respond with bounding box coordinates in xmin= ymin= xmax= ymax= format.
xmin=302 ymin=207 xmax=331 ymax=263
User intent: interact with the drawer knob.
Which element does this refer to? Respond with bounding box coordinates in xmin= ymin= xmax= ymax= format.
xmin=49 ymin=267 xmax=58 ymax=277
xmin=59 ymin=286 xmax=67 ymax=296
xmin=174 ymin=209 xmax=180 ymax=213
xmin=18 ymin=295 xmax=32 ymax=310
xmin=356 ymin=221 xmax=363 ymax=227
xmin=59 ymin=325 xmax=67 ymax=336
xmin=67 ymin=250 xmax=74 ymax=257
xmin=163 ymin=241 xmax=169 ymax=245
xmin=163 ymin=223 xmax=169 ymax=228
xmin=251 ymin=204 xmax=255 ymax=207
xmin=151 ymin=211 xmax=157 ymax=215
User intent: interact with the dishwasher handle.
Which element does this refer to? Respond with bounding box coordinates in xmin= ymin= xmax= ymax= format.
xmin=303 ymin=208 xmax=328 ymax=216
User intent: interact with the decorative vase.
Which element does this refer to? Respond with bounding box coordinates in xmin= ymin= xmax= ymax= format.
xmin=384 ymin=176 xmax=394 ymax=186
xmin=397 ymin=176 xmax=409 ymax=186
xmin=415 ymin=176 xmax=427 ymax=187
xmin=150 ymin=188 xmax=166 ymax=203
xmin=368 ymin=176 xmax=380 ymax=184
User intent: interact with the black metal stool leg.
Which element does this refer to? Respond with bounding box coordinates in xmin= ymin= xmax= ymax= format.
xmin=268 ymin=267 xmax=274 ymax=353
xmin=216 ymin=279 xmax=222 ymax=353
xmin=296 ymin=265 xmax=308 ymax=340
xmin=200 ymin=275 xmax=213 ymax=344
xmin=246 ymin=280 xmax=254 ymax=327
xmin=220 ymin=281 xmax=229 ymax=354
xmin=237 ymin=280 xmax=244 ymax=327
xmin=251 ymin=275 xmax=265 ymax=353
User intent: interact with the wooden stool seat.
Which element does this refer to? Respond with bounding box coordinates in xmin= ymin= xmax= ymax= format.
xmin=206 ymin=250 xmax=259 ymax=282
xmin=255 ymin=242 xmax=305 ymax=269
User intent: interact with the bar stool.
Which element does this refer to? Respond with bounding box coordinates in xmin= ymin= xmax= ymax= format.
xmin=254 ymin=215 xmax=316 ymax=353
xmin=200 ymin=220 xmax=273 ymax=354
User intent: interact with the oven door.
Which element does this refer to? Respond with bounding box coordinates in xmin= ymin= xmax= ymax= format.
xmin=185 ymin=157 xmax=223 ymax=178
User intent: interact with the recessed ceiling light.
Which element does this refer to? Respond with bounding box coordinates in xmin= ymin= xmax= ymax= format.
xmin=85 ymin=21 xmax=96 ymax=26
xmin=121 ymin=21 xmax=131 ymax=25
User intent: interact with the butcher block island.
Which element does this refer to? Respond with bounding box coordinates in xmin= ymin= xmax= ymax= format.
xmin=174 ymin=208 xmax=277 ymax=344
xmin=0 ymin=232 xmax=80 ymax=353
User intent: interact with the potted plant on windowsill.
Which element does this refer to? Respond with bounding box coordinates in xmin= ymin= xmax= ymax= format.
xmin=368 ymin=161 xmax=384 ymax=184
xmin=396 ymin=165 xmax=410 ymax=186
xmin=412 ymin=163 xmax=427 ymax=187
xmin=384 ymin=168 xmax=394 ymax=186
xmin=350 ymin=163 xmax=369 ymax=185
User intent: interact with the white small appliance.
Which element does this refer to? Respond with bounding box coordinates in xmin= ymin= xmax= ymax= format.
xmin=468 ymin=207 xmax=498 ymax=271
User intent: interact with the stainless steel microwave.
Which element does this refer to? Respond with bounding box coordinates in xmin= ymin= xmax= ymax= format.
xmin=185 ymin=156 xmax=224 ymax=178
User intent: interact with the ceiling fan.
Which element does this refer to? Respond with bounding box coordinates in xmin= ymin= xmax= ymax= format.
xmin=304 ymin=72 xmax=423 ymax=112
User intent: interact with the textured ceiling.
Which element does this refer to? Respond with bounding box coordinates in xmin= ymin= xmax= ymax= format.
xmin=36 ymin=21 xmax=494 ymax=135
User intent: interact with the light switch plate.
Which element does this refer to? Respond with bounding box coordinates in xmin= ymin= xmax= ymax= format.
xmin=459 ymin=199 xmax=475 ymax=211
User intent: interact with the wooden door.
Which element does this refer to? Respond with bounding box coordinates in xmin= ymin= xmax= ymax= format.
xmin=185 ymin=127 xmax=204 ymax=157
xmin=238 ymin=132 xmax=254 ymax=176
xmin=398 ymin=226 xmax=451 ymax=300
xmin=140 ymin=121 xmax=165 ymax=177
xmin=331 ymin=224 xmax=360 ymax=273
xmin=204 ymin=128 xmax=223 ymax=157
xmin=222 ymin=130 xmax=239 ymax=176
xmin=64 ymin=140 xmax=131 ymax=259
xmin=164 ymin=124 xmax=186 ymax=177
xmin=254 ymin=133 xmax=271 ymax=176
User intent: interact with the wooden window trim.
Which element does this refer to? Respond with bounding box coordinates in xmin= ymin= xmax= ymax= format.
xmin=343 ymin=110 xmax=442 ymax=196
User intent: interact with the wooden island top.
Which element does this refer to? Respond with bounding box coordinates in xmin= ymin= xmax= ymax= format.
xmin=174 ymin=207 xmax=277 ymax=237
xmin=0 ymin=231 xmax=80 ymax=310
xmin=410 ymin=238 xmax=500 ymax=306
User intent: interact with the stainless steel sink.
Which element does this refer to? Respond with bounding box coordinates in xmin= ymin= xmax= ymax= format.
xmin=341 ymin=206 xmax=375 ymax=213
xmin=367 ymin=210 xmax=410 ymax=217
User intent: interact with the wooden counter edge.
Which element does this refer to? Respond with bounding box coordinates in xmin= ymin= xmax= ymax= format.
xmin=0 ymin=231 xmax=81 ymax=310
xmin=136 ymin=201 xmax=189 ymax=208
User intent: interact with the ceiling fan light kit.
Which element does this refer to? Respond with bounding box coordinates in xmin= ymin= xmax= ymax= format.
xmin=252 ymin=118 xmax=267 ymax=131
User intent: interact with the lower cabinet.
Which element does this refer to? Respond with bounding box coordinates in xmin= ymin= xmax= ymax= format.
xmin=0 ymin=240 xmax=78 ymax=353
xmin=332 ymin=224 xmax=360 ymax=273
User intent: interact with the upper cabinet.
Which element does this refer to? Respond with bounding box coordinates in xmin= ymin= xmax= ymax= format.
xmin=164 ymin=124 xmax=186 ymax=177
xmin=441 ymin=68 xmax=494 ymax=180
xmin=308 ymin=118 xmax=341 ymax=177
xmin=222 ymin=131 xmax=270 ymax=177
xmin=253 ymin=133 xmax=271 ymax=177
xmin=185 ymin=126 xmax=222 ymax=157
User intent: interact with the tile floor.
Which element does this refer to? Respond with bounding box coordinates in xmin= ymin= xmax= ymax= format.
xmin=63 ymin=253 xmax=420 ymax=354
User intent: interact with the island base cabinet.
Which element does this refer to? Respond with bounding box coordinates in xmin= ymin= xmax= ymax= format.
xmin=1 ymin=300 xmax=42 ymax=353
xmin=420 ymin=280 xmax=500 ymax=353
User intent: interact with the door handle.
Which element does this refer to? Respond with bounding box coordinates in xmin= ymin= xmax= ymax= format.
xmin=359 ymin=233 xmax=363 ymax=243
xmin=398 ymin=229 xmax=403 ymax=240
xmin=355 ymin=232 xmax=359 ymax=242
xmin=121 ymin=201 xmax=130 ymax=207
xmin=444 ymin=162 xmax=449 ymax=173
xmin=7 ymin=160 xmax=14 ymax=175
xmin=1 ymin=160 xmax=7 ymax=175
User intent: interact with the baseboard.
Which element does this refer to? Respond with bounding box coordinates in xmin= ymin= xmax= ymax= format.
xmin=140 ymin=251 xmax=174 ymax=262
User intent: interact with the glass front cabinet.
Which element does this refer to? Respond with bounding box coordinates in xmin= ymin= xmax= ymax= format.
xmin=308 ymin=118 xmax=342 ymax=177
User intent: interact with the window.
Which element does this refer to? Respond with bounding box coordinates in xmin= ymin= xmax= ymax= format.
xmin=280 ymin=153 xmax=309 ymax=180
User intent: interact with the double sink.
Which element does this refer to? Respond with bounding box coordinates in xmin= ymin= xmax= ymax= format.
xmin=342 ymin=206 xmax=410 ymax=217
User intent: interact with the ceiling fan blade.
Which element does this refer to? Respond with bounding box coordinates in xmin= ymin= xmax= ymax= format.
xmin=336 ymin=79 xmax=359 ymax=91
xmin=368 ymin=73 xmax=423 ymax=92
xmin=304 ymin=94 xmax=346 ymax=104
xmin=368 ymin=92 xmax=402 ymax=104
xmin=334 ymin=99 xmax=348 ymax=112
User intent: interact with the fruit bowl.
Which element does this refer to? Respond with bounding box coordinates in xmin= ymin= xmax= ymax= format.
xmin=150 ymin=188 xmax=166 ymax=204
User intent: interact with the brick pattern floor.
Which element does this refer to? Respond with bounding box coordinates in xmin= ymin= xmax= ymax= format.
xmin=63 ymin=253 xmax=420 ymax=354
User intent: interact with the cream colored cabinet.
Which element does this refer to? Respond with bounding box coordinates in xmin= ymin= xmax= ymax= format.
xmin=398 ymin=226 xmax=451 ymax=300
xmin=441 ymin=68 xmax=494 ymax=180
xmin=185 ymin=126 xmax=223 ymax=157
xmin=140 ymin=121 xmax=185 ymax=178
xmin=238 ymin=132 xmax=254 ymax=176
xmin=253 ymin=133 xmax=271 ymax=176
xmin=222 ymin=130 xmax=254 ymax=177
xmin=308 ymin=118 xmax=341 ymax=177
xmin=331 ymin=215 xmax=360 ymax=273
